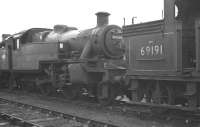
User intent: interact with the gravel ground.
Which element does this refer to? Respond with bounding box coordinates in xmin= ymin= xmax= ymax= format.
xmin=0 ymin=91 xmax=198 ymax=127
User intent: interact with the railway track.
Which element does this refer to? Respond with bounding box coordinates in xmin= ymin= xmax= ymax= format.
xmin=46 ymin=94 xmax=200 ymax=126
xmin=0 ymin=97 xmax=118 ymax=127
xmin=116 ymin=101 xmax=200 ymax=122
xmin=0 ymin=90 xmax=199 ymax=127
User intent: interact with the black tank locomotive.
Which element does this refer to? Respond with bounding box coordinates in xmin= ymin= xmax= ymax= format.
xmin=0 ymin=12 xmax=125 ymax=100
xmin=123 ymin=0 xmax=200 ymax=108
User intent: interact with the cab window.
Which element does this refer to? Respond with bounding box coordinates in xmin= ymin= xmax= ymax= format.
xmin=13 ymin=38 xmax=20 ymax=50
xmin=175 ymin=4 xmax=179 ymax=18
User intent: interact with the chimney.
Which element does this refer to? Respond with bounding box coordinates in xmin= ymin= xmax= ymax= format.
xmin=95 ymin=12 xmax=110 ymax=27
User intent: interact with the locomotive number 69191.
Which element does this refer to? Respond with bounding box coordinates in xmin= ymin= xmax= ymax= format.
xmin=137 ymin=40 xmax=164 ymax=60
xmin=140 ymin=43 xmax=163 ymax=56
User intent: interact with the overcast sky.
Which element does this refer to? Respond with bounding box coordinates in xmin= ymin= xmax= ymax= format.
xmin=0 ymin=0 xmax=163 ymax=39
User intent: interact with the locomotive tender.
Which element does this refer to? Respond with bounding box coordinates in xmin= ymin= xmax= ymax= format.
xmin=123 ymin=0 xmax=200 ymax=108
xmin=0 ymin=12 xmax=125 ymax=100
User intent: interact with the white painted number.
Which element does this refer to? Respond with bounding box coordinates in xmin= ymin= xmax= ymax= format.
xmin=141 ymin=47 xmax=145 ymax=56
xmin=140 ymin=44 xmax=163 ymax=56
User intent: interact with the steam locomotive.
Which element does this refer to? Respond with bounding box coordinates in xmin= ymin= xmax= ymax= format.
xmin=123 ymin=0 xmax=200 ymax=108
xmin=0 ymin=12 xmax=126 ymax=101
xmin=2 ymin=0 xmax=200 ymax=110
